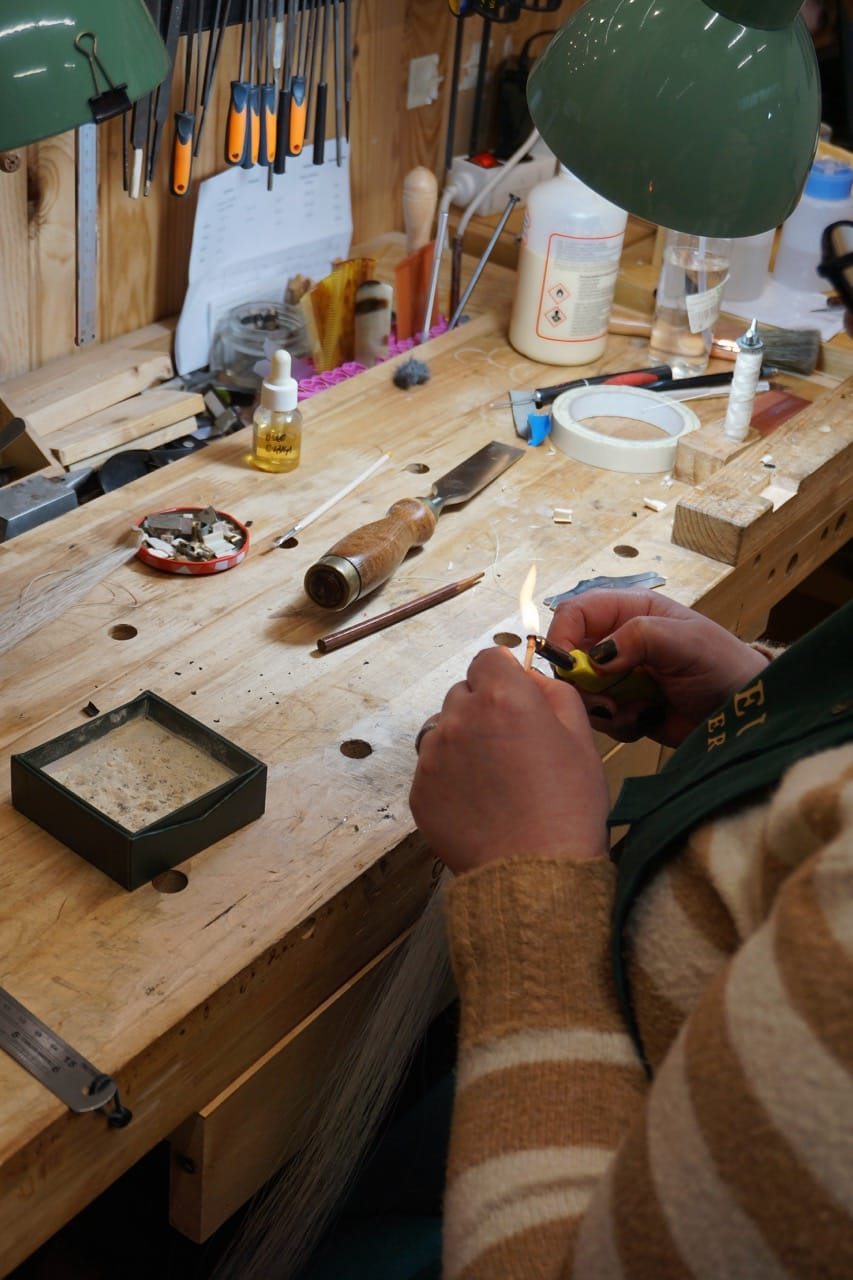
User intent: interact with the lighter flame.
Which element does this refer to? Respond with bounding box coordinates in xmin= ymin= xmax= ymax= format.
xmin=519 ymin=565 xmax=539 ymax=635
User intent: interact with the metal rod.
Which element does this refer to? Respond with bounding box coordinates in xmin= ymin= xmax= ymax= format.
xmin=448 ymin=191 xmax=520 ymax=329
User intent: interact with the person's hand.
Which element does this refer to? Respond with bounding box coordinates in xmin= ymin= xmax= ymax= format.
xmin=409 ymin=646 xmax=610 ymax=876
xmin=546 ymin=590 xmax=770 ymax=747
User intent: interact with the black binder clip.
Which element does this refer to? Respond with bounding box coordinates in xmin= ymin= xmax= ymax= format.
xmin=74 ymin=31 xmax=131 ymax=123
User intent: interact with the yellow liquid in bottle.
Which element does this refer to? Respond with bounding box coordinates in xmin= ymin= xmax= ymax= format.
xmin=252 ymin=408 xmax=302 ymax=473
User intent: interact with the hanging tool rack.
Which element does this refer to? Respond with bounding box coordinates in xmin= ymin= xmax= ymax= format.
xmin=126 ymin=0 xmax=354 ymax=198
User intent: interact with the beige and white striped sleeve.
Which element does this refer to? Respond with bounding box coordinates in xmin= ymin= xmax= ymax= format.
xmin=442 ymin=746 xmax=853 ymax=1279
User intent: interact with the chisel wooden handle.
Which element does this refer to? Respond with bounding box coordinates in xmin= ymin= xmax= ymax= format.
xmin=304 ymin=498 xmax=439 ymax=609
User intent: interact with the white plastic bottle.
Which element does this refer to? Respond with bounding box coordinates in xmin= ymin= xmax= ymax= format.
xmin=251 ymin=349 xmax=302 ymax=473
xmin=509 ymin=165 xmax=628 ymax=365
xmin=773 ymin=157 xmax=853 ymax=292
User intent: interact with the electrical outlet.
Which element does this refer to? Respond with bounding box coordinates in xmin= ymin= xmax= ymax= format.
xmin=449 ymin=151 xmax=557 ymax=216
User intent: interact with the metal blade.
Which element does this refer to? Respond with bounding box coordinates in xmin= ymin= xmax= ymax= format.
xmin=430 ymin=440 xmax=524 ymax=507
xmin=544 ymin=571 xmax=666 ymax=609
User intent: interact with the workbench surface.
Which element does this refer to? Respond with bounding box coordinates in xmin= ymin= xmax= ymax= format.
xmin=0 ymin=267 xmax=851 ymax=1273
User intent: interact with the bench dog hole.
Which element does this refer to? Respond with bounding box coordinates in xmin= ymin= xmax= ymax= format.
xmin=152 ymin=870 xmax=188 ymax=893
xmin=341 ymin=739 xmax=372 ymax=759
xmin=109 ymin=624 xmax=138 ymax=640
xmin=613 ymin=545 xmax=640 ymax=559
xmin=405 ymin=462 xmax=429 ymax=474
xmin=493 ymin=631 xmax=522 ymax=648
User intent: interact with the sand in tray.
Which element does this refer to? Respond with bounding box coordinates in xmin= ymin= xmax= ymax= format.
xmin=44 ymin=716 xmax=236 ymax=832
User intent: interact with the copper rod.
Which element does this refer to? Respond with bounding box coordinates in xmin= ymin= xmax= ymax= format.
xmin=523 ymin=634 xmax=537 ymax=671
xmin=316 ymin=571 xmax=485 ymax=654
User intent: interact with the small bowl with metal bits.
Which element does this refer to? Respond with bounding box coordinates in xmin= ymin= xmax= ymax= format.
xmin=136 ymin=505 xmax=250 ymax=575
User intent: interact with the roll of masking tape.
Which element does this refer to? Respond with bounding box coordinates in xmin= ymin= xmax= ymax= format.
xmin=550 ymin=385 xmax=700 ymax=473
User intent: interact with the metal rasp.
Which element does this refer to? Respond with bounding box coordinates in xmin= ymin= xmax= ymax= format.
xmin=304 ymin=440 xmax=524 ymax=609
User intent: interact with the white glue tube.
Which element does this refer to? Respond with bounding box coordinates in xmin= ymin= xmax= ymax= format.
xmin=724 ymin=319 xmax=764 ymax=441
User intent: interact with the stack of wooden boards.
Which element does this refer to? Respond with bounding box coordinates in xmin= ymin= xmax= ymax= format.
xmin=0 ymin=320 xmax=203 ymax=480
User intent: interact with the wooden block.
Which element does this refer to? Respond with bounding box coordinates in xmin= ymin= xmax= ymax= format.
xmin=671 ymin=376 xmax=853 ymax=565
xmin=0 ymin=345 xmax=174 ymax=436
xmin=51 ymin=389 xmax=205 ymax=466
xmin=674 ymin=420 xmax=758 ymax=485
xmin=64 ymin=416 xmax=200 ymax=472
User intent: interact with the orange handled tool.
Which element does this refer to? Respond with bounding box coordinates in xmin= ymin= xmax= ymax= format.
xmin=260 ymin=82 xmax=277 ymax=165
xmin=289 ymin=74 xmax=307 ymax=153
xmin=243 ymin=83 xmax=261 ymax=167
xmin=225 ymin=80 xmax=250 ymax=164
xmin=170 ymin=110 xmax=195 ymax=196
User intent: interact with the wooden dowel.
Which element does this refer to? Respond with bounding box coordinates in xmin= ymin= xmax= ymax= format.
xmin=316 ymin=571 xmax=485 ymax=653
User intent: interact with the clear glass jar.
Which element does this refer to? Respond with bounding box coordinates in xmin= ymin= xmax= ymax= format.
xmin=209 ymin=301 xmax=311 ymax=389
xmin=649 ymin=231 xmax=731 ymax=376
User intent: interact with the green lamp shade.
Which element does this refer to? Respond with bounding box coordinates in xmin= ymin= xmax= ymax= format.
xmin=527 ymin=0 xmax=821 ymax=237
xmin=0 ymin=0 xmax=170 ymax=150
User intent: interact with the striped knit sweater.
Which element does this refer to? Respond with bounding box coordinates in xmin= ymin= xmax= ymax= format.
xmin=443 ymin=741 xmax=853 ymax=1278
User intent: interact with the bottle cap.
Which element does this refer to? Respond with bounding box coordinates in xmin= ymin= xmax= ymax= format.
xmin=261 ymin=349 xmax=298 ymax=412
xmin=805 ymin=157 xmax=853 ymax=201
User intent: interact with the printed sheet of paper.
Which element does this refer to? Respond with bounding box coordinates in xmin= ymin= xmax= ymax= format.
xmin=175 ymin=147 xmax=352 ymax=375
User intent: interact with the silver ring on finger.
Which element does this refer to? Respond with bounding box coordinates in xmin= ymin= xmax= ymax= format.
xmin=415 ymin=720 xmax=439 ymax=754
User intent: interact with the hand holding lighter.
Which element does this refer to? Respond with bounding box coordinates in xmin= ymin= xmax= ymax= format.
xmin=532 ymin=637 xmax=661 ymax=704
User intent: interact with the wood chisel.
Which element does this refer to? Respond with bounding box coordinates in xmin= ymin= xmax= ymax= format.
xmin=304 ymin=440 xmax=524 ymax=609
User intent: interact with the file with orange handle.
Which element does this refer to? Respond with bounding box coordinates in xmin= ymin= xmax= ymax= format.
xmin=225 ymin=80 xmax=250 ymax=164
xmin=243 ymin=84 xmax=261 ymax=168
xmin=289 ymin=74 xmax=307 ymax=154
xmin=260 ymin=82 xmax=277 ymax=166
xmin=170 ymin=110 xmax=195 ymax=197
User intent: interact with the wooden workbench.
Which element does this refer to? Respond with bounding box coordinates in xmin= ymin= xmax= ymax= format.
xmin=0 ymin=256 xmax=851 ymax=1274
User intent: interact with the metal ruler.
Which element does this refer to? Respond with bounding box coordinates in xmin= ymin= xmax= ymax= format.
xmin=75 ymin=122 xmax=99 ymax=346
xmin=0 ymin=986 xmax=131 ymax=1127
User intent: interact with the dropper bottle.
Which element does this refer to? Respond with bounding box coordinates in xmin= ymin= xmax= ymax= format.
xmin=251 ymin=349 xmax=302 ymax=472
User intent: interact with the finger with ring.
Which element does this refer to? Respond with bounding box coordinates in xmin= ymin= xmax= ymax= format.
xmin=415 ymin=719 xmax=440 ymax=753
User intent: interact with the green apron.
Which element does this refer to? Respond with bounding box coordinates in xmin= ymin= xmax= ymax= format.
xmin=608 ymin=599 xmax=853 ymax=1074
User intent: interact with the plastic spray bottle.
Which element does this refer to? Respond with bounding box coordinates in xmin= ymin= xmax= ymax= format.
xmin=251 ymin=349 xmax=302 ymax=473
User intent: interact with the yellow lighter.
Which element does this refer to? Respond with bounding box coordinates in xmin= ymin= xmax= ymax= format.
xmin=531 ymin=636 xmax=661 ymax=705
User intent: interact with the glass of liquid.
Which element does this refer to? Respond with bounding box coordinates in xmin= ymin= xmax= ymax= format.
xmin=648 ymin=232 xmax=731 ymax=376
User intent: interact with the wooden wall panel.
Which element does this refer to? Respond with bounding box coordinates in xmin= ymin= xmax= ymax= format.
xmin=0 ymin=0 xmax=584 ymax=380
xmin=0 ymin=159 xmax=31 ymax=380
